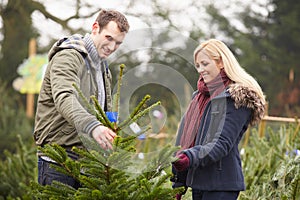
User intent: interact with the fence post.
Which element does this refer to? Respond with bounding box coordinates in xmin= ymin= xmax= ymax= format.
xmin=26 ymin=38 xmax=36 ymax=118
xmin=258 ymin=102 xmax=268 ymax=137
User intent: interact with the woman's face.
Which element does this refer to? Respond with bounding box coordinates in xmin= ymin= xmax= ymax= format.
xmin=194 ymin=49 xmax=222 ymax=83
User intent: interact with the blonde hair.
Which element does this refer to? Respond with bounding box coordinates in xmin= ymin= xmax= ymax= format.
xmin=194 ymin=39 xmax=266 ymax=104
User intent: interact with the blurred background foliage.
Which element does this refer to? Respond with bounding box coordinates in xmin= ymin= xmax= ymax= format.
xmin=0 ymin=81 xmax=34 ymax=160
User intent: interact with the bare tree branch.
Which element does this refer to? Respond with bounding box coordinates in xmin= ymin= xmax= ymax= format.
xmin=31 ymin=0 xmax=100 ymax=33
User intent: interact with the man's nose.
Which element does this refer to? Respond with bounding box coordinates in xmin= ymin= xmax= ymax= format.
xmin=108 ymin=41 xmax=116 ymax=51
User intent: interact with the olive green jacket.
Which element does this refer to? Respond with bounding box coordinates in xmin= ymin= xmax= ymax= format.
xmin=33 ymin=35 xmax=112 ymax=149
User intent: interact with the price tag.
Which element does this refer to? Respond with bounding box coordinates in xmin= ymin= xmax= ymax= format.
xmin=129 ymin=122 xmax=141 ymax=133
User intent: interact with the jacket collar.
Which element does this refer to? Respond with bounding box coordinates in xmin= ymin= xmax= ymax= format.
xmin=227 ymin=83 xmax=265 ymax=125
xmin=195 ymin=83 xmax=265 ymax=125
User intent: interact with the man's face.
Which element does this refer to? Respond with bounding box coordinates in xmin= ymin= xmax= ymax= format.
xmin=91 ymin=21 xmax=126 ymax=59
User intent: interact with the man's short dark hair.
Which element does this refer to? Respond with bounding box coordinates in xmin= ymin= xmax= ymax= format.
xmin=96 ymin=9 xmax=130 ymax=33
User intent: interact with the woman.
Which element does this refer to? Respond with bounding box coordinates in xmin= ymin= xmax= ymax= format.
xmin=171 ymin=39 xmax=266 ymax=200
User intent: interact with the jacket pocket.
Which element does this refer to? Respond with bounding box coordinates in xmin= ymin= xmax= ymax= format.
xmin=49 ymin=123 xmax=77 ymax=146
xmin=61 ymin=123 xmax=76 ymax=135
xmin=48 ymin=123 xmax=75 ymax=142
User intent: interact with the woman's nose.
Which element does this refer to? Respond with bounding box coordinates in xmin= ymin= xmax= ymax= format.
xmin=197 ymin=65 xmax=204 ymax=73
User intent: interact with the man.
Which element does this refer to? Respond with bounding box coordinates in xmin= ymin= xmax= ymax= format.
xmin=33 ymin=9 xmax=130 ymax=189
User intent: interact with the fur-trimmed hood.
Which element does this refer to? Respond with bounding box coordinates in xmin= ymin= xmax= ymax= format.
xmin=227 ymin=83 xmax=265 ymax=125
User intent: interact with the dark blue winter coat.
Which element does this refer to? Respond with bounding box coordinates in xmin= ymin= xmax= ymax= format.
xmin=172 ymin=84 xmax=265 ymax=191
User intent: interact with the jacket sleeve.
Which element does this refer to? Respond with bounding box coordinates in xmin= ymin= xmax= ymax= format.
xmin=184 ymin=98 xmax=251 ymax=168
xmin=50 ymin=50 xmax=100 ymax=135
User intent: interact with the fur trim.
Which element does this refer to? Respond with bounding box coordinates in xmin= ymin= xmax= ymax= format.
xmin=227 ymin=84 xmax=265 ymax=125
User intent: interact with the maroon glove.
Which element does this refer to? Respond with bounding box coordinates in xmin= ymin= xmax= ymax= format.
xmin=176 ymin=193 xmax=182 ymax=200
xmin=173 ymin=153 xmax=190 ymax=172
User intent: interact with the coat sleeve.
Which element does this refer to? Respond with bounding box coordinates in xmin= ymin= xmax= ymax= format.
xmin=184 ymin=98 xmax=251 ymax=168
xmin=50 ymin=50 xmax=100 ymax=135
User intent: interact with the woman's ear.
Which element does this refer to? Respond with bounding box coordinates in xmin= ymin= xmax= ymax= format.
xmin=217 ymin=58 xmax=224 ymax=69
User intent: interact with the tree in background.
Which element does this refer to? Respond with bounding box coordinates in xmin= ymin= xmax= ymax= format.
xmin=0 ymin=80 xmax=33 ymax=159
xmin=0 ymin=135 xmax=36 ymax=199
xmin=0 ymin=0 xmax=36 ymax=84
xmin=269 ymin=0 xmax=300 ymax=116
xmin=0 ymin=0 xmax=101 ymax=84
xmin=239 ymin=123 xmax=300 ymax=199
xmin=205 ymin=0 xmax=300 ymax=116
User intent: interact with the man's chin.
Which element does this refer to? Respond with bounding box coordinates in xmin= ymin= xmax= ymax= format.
xmin=100 ymin=54 xmax=110 ymax=59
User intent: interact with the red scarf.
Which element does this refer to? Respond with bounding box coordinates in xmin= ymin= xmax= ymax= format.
xmin=179 ymin=69 xmax=231 ymax=150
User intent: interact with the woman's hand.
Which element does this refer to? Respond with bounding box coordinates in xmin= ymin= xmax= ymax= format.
xmin=172 ymin=153 xmax=190 ymax=172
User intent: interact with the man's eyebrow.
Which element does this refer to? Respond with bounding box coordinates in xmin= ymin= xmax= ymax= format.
xmin=105 ymin=35 xmax=123 ymax=44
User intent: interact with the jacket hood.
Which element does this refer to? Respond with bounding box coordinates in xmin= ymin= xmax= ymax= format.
xmin=227 ymin=83 xmax=265 ymax=125
xmin=48 ymin=34 xmax=88 ymax=61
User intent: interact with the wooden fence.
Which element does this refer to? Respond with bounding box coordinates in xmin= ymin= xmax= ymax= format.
xmin=242 ymin=114 xmax=300 ymax=147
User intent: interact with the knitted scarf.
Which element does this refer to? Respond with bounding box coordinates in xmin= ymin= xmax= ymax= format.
xmin=180 ymin=69 xmax=231 ymax=150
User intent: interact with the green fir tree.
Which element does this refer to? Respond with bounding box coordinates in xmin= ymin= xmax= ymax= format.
xmin=30 ymin=64 xmax=184 ymax=199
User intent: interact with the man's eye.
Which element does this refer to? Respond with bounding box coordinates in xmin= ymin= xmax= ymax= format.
xmin=106 ymin=36 xmax=113 ymax=41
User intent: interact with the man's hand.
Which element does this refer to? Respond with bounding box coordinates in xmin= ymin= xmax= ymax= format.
xmin=92 ymin=125 xmax=116 ymax=150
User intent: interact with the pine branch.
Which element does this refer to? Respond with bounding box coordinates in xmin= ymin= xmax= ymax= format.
xmin=31 ymin=180 xmax=76 ymax=199
xmin=73 ymin=146 xmax=107 ymax=168
xmin=119 ymin=100 xmax=161 ymax=130
xmin=91 ymin=95 xmax=114 ymax=130
xmin=38 ymin=144 xmax=67 ymax=164
xmin=112 ymin=64 xmax=125 ymax=116
xmin=118 ymin=94 xmax=151 ymax=129
xmin=79 ymin=176 xmax=102 ymax=190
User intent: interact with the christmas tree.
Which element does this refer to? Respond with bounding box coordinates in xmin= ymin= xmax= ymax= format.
xmin=31 ymin=64 xmax=184 ymax=199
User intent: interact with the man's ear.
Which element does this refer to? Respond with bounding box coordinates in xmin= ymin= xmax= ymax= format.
xmin=92 ymin=22 xmax=100 ymax=34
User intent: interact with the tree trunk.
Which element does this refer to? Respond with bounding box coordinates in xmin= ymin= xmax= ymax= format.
xmin=0 ymin=0 xmax=36 ymax=84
